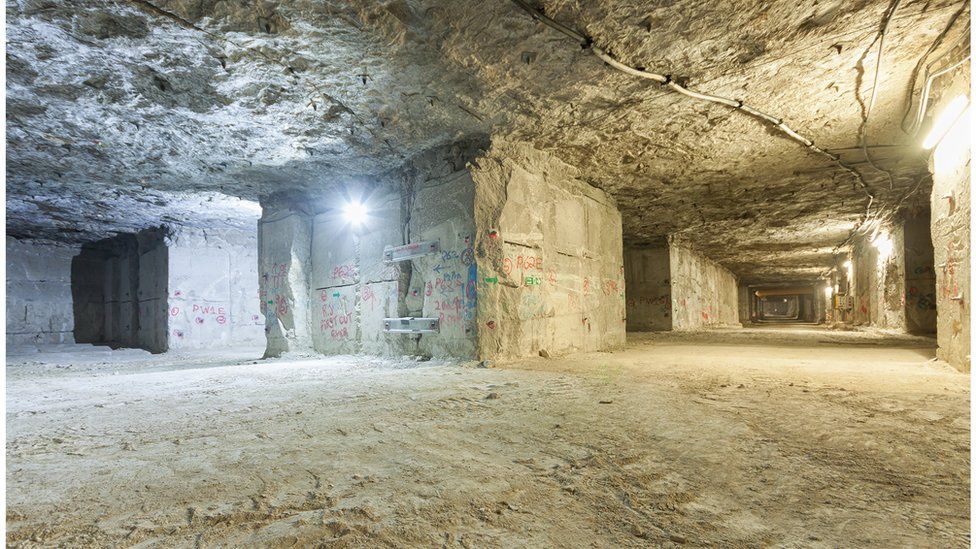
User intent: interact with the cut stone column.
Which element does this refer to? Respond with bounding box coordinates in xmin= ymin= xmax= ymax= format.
xmin=473 ymin=139 xmax=626 ymax=359
xmin=259 ymin=200 xmax=314 ymax=357
xmin=929 ymin=71 xmax=971 ymax=371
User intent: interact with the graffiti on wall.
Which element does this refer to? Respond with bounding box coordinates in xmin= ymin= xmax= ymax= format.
xmin=319 ymin=290 xmax=353 ymax=340
xmin=906 ymin=286 xmax=936 ymax=311
xmin=261 ymin=262 xmax=290 ymax=332
xmin=939 ymin=241 xmax=961 ymax=302
xmin=430 ymin=246 xmax=477 ymax=328
xmin=332 ymin=262 xmax=358 ymax=281
xmin=626 ymin=294 xmax=671 ymax=316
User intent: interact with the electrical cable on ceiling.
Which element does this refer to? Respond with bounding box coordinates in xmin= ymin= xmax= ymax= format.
xmin=509 ymin=0 xmax=876 ymax=207
xmin=858 ymin=0 xmax=901 ymax=190
xmin=900 ymin=7 xmax=970 ymax=133
xmin=906 ymin=52 xmax=971 ymax=136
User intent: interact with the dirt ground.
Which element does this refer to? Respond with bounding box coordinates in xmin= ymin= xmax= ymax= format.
xmin=6 ymin=327 xmax=970 ymax=547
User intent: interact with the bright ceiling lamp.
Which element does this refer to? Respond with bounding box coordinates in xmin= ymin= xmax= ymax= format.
xmin=923 ymin=94 xmax=969 ymax=149
xmin=873 ymin=230 xmax=894 ymax=260
xmin=824 ymin=285 xmax=834 ymax=299
xmin=342 ymin=200 xmax=368 ymax=226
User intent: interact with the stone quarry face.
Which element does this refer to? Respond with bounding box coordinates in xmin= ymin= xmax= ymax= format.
xmin=5 ymin=0 xmax=966 ymax=282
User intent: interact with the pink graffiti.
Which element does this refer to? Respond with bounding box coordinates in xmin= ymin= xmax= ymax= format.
xmin=332 ymin=263 xmax=357 ymax=280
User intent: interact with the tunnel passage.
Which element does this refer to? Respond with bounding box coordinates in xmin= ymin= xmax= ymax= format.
xmin=71 ymin=228 xmax=168 ymax=352
xmin=70 ymin=226 xmax=265 ymax=354
xmin=752 ymin=287 xmax=819 ymax=324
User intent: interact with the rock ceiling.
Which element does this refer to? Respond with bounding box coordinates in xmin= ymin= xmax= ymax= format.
xmin=6 ymin=0 xmax=970 ymax=282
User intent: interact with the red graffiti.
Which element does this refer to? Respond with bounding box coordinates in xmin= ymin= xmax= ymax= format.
xmin=191 ymin=304 xmax=226 ymax=316
xmin=602 ymin=279 xmax=620 ymax=296
xmin=216 ymin=315 xmax=226 ymax=325
xmin=265 ymin=263 xmax=289 ymax=288
xmin=332 ymin=263 xmax=357 ymax=280
xmin=502 ymin=257 xmax=513 ymax=276
xmin=320 ymin=300 xmax=352 ymax=338
xmin=275 ymin=295 xmax=289 ymax=317
xmin=940 ymin=241 xmax=961 ymax=302
xmin=426 ymin=273 xmax=464 ymax=296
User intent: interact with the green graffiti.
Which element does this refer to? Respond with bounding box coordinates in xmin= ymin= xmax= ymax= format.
xmin=483 ymin=276 xmax=498 ymax=284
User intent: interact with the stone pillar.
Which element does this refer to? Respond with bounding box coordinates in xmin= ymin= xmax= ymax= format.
xmin=259 ymin=200 xmax=313 ymax=357
xmin=929 ymin=72 xmax=971 ymax=371
xmin=473 ymin=139 xmax=626 ymax=360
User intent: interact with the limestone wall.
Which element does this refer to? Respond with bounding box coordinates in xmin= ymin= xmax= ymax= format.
xmin=307 ymin=189 xmax=401 ymax=356
xmin=166 ymin=228 xmax=264 ymax=350
xmin=737 ymin=283 xmax=751 ymax=324
xmin=623 ymin=246 xmax=672 ymax=331
xmin=929 ymin=70 xmax=970 ymax=371
xmin=259 ymin=144 xmax=482 ymax=359
xmin=851 ymin=224 xmax=907 ymax=331
xmin=6 ymin=238 xmax=76 ymax=346
xmin=669 ymin=242 xmax=739 ymax=329
xmin=304 ymin=175 xmax=478 ymax=359
xmin=136 ymin=228 xmax=168 ymax=352
xmin=903 ymin=212 xmax=937 ymax=334
xmin=67 ymin=226 xmax=262 ymax=354
xmin=473 ymin=140 xmax=626 ymax=359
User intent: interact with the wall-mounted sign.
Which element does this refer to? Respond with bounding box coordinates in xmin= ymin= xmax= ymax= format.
xmin=383 ymin=241 xmax=440 ymax=263
xmin=383 ymin=317 xmax=440 ymax=333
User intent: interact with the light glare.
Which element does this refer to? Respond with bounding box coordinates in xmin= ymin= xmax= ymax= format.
xmin=923 ymin=94 xmax=969 ymax=149
xmin=342 ymin=201 xmax=368 ymax=225
xmin=873 ymin=231 xmax=894 ymax=260
xmin=933 ymin=101 xmax=971 ymax=174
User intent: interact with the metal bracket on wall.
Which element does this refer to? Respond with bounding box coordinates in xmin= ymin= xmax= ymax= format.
xmin=383 ymin=317 xmax=440 ymax=333
xmin=383 ymin=241 xmax=440 ymax=263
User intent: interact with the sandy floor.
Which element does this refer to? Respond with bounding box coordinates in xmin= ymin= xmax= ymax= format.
xmin=6 ymin=328 xmax=970 ymax=547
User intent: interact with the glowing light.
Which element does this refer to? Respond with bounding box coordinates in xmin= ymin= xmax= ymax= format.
xmin=342 ymin=200 xmax=368 ymax=226
xmin=843 ymin=260 xmax=853 ymax=280
xmin=932 ymin=99 xmax=971 ymax=174
xmin=923 ymin=94 xmax=969 ymax=149
xmin=873 ymin=230 xmax=894 ymax=260
xmin=824 ymin=286 xmax=834 ymax=299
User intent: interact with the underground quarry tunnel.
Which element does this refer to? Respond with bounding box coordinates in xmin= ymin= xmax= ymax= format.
xmin=4 ymin=0 xmax=973 ymax=546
